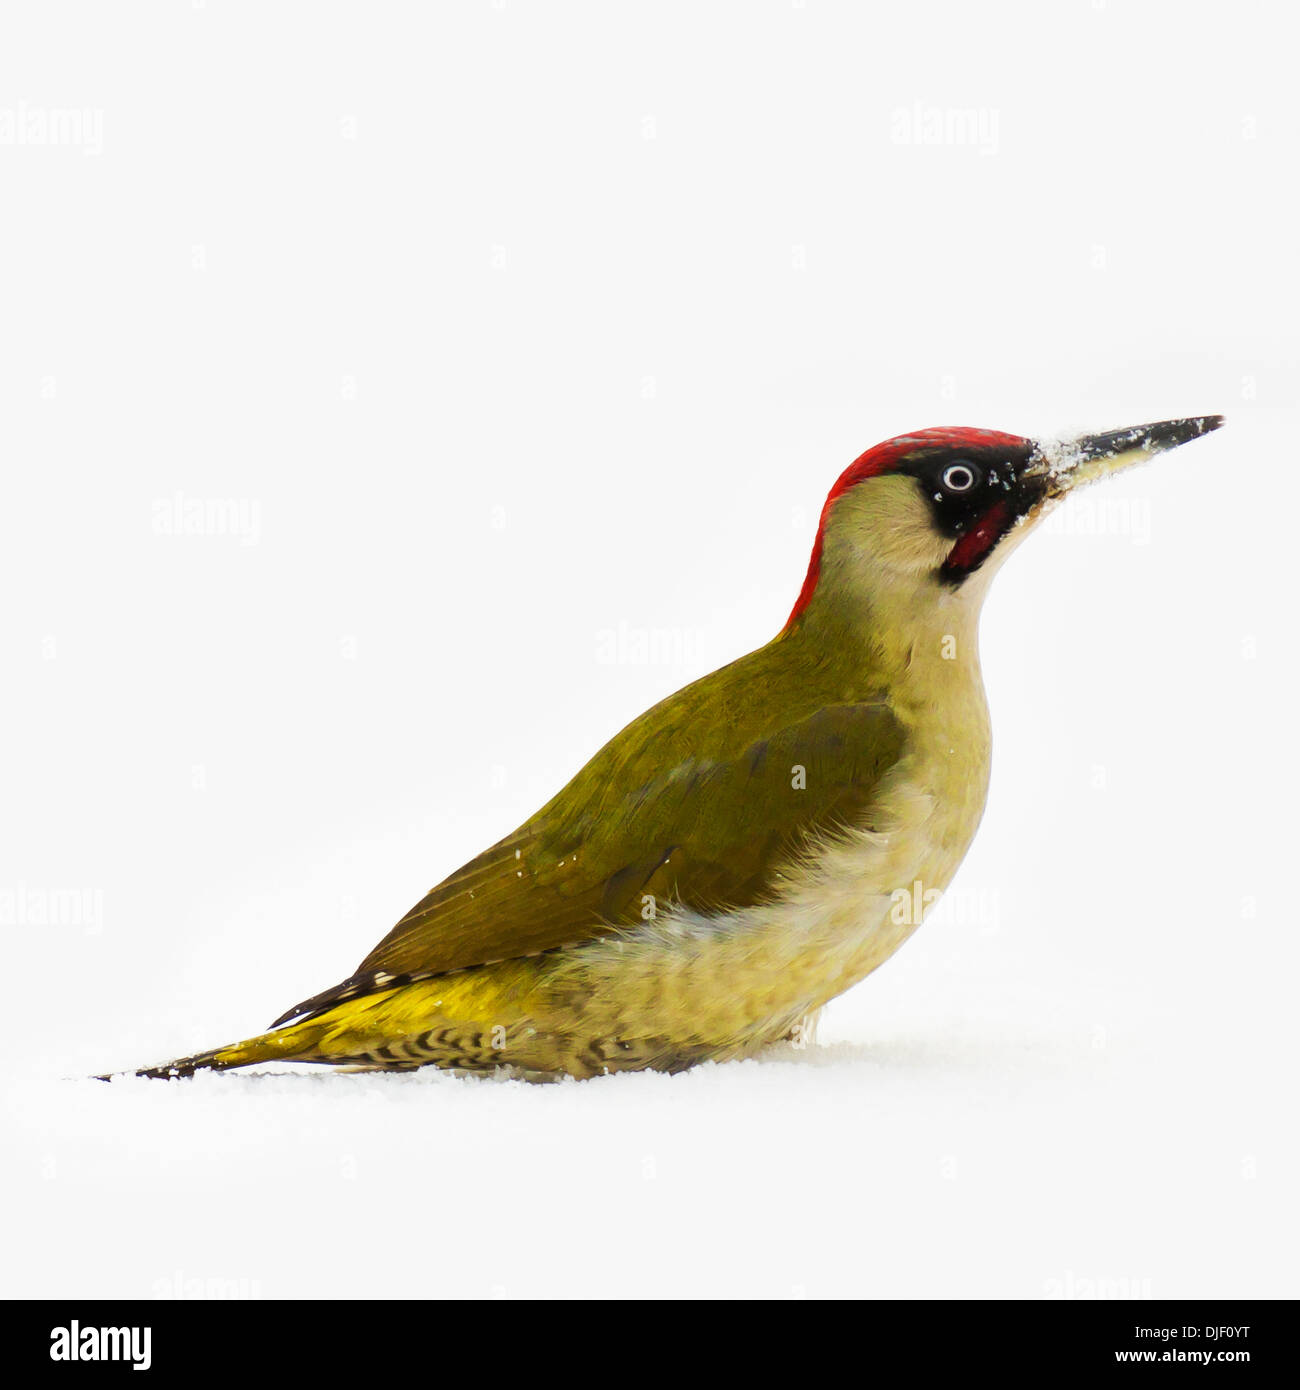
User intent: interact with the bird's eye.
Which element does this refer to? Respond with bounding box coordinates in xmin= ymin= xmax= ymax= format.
xmin=941 ymin=462 xmax=978 ymax=493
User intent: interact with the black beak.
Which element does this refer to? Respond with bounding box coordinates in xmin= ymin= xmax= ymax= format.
xmin=1073 ymin=416 xmax=1225 ymax=463
xmin=1028 ymin=415 xmax=1224 ymax=499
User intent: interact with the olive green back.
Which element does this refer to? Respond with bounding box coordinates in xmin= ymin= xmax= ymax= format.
xmin=275 ymin=628 xmax=906 ymax=1025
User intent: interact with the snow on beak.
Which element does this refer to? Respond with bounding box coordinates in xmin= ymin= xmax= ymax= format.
xmin=1027 ymin=415 xmax=1224 ymax=500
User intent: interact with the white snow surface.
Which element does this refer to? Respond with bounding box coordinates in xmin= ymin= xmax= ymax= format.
xmin=6 ymin=851 xmax=1296 ymax=1299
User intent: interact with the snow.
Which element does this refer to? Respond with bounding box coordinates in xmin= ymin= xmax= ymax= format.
xmin=5 ymin=857 xmax=1294 ymax=1300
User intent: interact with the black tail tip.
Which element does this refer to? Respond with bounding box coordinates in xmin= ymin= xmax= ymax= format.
xmin=134 ymin=1058 xmax=201 ymax=1080
xmin=91 ymin=1065 xmax=191 ymax=1082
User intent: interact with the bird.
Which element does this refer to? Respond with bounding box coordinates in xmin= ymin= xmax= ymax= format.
xmin=134 ymin=415 xmax=1222 ymax=1082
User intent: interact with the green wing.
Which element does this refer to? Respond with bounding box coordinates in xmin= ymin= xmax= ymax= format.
xmin=273 ymin=639 xmax=906 ymax=1026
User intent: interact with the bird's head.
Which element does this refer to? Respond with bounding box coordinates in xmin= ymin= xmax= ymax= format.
xmin=785 ymin=416 xmax=1223 ymax=630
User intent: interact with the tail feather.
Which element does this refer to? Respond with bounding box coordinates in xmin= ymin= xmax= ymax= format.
xmin=132 ymin=1017 xmax=333 ymax=1080
xmin=126 ymin=967 xmax=511 ymax=1080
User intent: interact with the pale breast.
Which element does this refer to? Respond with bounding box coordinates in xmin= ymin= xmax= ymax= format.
xmin=541 ymin=617 xmax=995 ymax=1054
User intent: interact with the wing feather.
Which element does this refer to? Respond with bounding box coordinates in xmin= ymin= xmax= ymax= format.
xmin=273 ymin=642 xmax=907 ymax=1027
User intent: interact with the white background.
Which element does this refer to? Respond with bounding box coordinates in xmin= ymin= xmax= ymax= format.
xmin=2 ymin=1 xmax=1295 ymax=1299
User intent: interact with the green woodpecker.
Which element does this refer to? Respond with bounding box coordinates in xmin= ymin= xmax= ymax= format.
xmin=136 ymin=416 xmax=1221 ymax=1081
